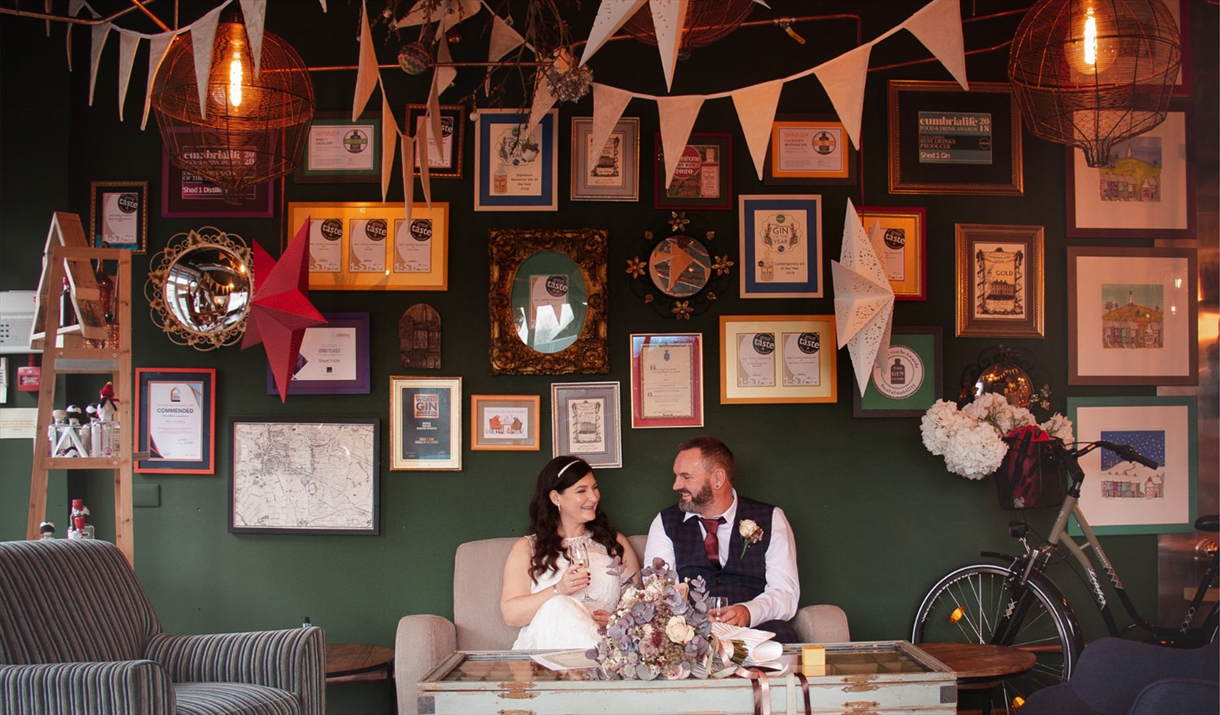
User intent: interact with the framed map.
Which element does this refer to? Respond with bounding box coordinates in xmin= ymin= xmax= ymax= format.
xmin=229 ymin=418 xmax=380 ymax=535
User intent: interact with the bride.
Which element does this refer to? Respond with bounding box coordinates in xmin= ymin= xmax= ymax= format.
xmin=501 ymin=456 xmax=641 ymax=650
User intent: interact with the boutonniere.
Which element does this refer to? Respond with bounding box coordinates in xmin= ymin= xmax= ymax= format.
xmin=738 ymin=519 xmax=763 ymax=558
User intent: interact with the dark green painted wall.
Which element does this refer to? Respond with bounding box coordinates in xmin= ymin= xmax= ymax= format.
xmin=2 ymin=2 xmax=1216 ymax=712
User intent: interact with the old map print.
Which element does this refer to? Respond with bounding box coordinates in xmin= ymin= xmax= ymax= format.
xmin=231 ymin=419 xmax=379 ymax=534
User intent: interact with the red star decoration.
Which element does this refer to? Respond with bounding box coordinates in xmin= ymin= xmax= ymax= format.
xmin=241 ymin=220 xmax=326 ymax=402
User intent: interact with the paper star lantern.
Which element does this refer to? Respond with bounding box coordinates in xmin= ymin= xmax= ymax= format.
xmin=831 ymin=199 xmax=895 ymax=397
xmin=241 ymin=220 xmax=326 ymax=402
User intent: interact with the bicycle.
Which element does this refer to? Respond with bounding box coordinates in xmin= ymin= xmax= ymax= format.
xmin=910 ymin=439 xmax=1219 ymax=713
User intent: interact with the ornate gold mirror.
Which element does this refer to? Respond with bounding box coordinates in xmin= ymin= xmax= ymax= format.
xmin=146 ymin=227 xmax=253 ymax=350
xmin=489 ymin=228 xmax=608 ymax=375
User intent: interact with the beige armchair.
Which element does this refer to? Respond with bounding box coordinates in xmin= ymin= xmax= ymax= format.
xmin=394 ymin=536 xmax=849 ymax=715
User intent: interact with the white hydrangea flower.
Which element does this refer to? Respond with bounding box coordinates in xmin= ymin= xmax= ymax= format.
xmin=1041 ymin=413 xmax=1075 ymax=444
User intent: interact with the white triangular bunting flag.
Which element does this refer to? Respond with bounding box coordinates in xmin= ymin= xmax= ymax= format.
xmin=526 ymin=73 xmax=557 ymax=138
xmin=353 ymin=0 xmax=380 ymax=121
xmin=488 ymin=14 xmax=524 ymax=62
xmin=381 ymin=96 xmax=399 ymax=202
xmin=141 ymin=32 xmax=176 ymax=129
xmin=238 ymin=0 xmax=267 ymax=77
xmin=417 ymin=133 xmax=433 ymax=207
xmin=319 ymin=0 xmax=327 ymax=10
xmin=88 ymin=22 xmax=112 ymax=106
xmin=67 ymin=0 xmax=101 ymax=71
xmin=401 ymin=131 xmax=414 ymax=226
xmin=116 ymin=30 xmax=140 ymax=121
xmin=588 ymin=84 xmax=634 ymax=175
xmin=656 ymin=94 xmax=705 ymax=189
xmin=434 ymin=30 xmax=457 ymax=96
xmin=651 ymin=0 xmax=689 ymax=91
xmin=731 ymin=80 xmax=784 ymax=180
xmin=813 ymin=42 xmax=872 ymax=150
xmin=425 ymin=79 xmax=443 ymax=181
xmin=580 ymin=0 xmax=647 ymax=66
xmin=903 ymin=0 xmax=968 ymax=90
xmin=190 ymin=6 xmax=222 ymax=120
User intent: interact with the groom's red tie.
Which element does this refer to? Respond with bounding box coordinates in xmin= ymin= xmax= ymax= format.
xmin=700 ymin=516 xmax=726 ymax=565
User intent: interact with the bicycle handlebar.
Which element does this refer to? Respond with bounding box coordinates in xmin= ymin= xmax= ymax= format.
xmin=1093 ymin=440 xmax=1159 ymax=469
xmin=1053 ymin=440 xmax=1160 ymax=484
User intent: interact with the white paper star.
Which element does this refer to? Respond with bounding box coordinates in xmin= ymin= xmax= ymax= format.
xmin=831 ymin=199 xmax=895 ymax=397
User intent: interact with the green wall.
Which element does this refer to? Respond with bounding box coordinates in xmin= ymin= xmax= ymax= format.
xmin=1 ymin=2 xmax=1216 ymax=712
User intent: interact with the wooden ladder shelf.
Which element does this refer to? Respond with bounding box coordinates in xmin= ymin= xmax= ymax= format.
xmin=27 ymin=213 xmax=135 ymax=565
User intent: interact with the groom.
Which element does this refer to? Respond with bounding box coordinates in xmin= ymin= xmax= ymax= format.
xmin=643 ymin=436 xmax=801 ymax=643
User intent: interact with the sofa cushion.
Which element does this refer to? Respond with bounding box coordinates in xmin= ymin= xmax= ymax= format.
xmin=0 ymin=541 xmax=160 ymax=665
xmin=174 ymin=682 xmax=300 ymax=715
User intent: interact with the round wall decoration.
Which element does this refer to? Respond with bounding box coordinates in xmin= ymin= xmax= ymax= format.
xmin=626 ymin=212 xmax=733 ymax=320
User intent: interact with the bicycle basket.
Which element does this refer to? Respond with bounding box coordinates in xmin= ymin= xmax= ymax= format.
xmin=993 ymin=425 xmax=1067 ymax=510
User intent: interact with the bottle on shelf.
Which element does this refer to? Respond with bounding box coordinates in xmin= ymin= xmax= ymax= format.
xmin=59 ymin=276 xmax=77 ymax=329
xmin=66 ymin=499 xmax=94 ymax=540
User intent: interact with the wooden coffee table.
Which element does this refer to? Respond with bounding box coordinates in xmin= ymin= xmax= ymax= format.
xmin=326 ymin=642 xmax=396 ymax=709
xmin=917 ymin=643 xmax=1036 ymax=715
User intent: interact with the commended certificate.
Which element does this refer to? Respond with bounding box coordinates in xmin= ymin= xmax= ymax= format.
xmin=146 ymin=379 xmax=204 ymax=461
xmin=737 ymin=333 xmax=776 ymax=388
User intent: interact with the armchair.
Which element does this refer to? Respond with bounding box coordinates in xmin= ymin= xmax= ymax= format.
xmin=0 ymin=539 xmax=325 ymax=715
xmin=394 ymin=535 xmax=850 ymax=715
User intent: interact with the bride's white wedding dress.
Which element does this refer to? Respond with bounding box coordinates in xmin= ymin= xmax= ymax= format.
xmin=511 ymin=533 xmax=622 ymax=650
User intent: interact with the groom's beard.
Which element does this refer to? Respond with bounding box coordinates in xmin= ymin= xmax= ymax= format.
xmin=677 ymin=482 xmax=714 ymax=513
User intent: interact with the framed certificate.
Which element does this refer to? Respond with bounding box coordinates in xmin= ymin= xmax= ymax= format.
xmin=852 ymin=327 xmax=943 ymax=418
xmin=738 ymin=194 xmax=823 ymax=298
xmin=294 ymin=113 xmax=381 ymax=183
xmin=655 ymin=133 xmax=732 ymax=210
xmin=89 ymin=181 xmax=148 ymax=252
xmin=470 ymin=394 xmax=540 ymax=451
xmin=629 ymin=333 xmax=704 ymax=429
xmin=265 ymin=313 xmax=370 ymax=395
xmin=161 ymin=147 xmax=274 ymax=218
xmin=856 ymin=206 xmax=926 ymax=301
xmin=390 ymin=376 xmax=461 ymax=471
xmin=407 ymin=104 xmax=463 ymax=178
xmin=571 ymin=116 xmax=639 ymax=201
xmin=956 ymin=223 xmax=1045 ymax=338
xmin=720 ymin=315 xmax=837 ymax=404
xmin=764 ymin=117 xmax=857 ymax=185
xmin=135 ymin=368 xmax=215 ymax=474
xmin=474 ymin=109 xmax=558 ymax=211
xmin=551 ymin=381 xmax=622 ymax=468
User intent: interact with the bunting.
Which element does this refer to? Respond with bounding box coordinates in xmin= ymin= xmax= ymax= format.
xmin=190 ymin=6 xmax=223 ymax=120
xmin=730 ymin=80 xmax=783 ymax=180
xmin=904 ymin=0 xmax=969 ymax=90
xmin=381 ymin=97 xmax=399 ymax=202
xmin=238 ymin=0 xmax=267 ymax=76
xmin=400 ymin=135 xmax=414 ymax=228
xmin=352 ymin=0 xmax=380 ymax=121
xmin=656 ymin=95 xmax=705 ymax=189
xmin=87 ymin=22 xmax=111 ymax=106
xmin=812 ymin=43 xmax=872 ymax=150
xmin=141 ymin=33 xmax=176 ymax=130
xmin=487 ymin=14 xmax=524 ymax=62
xmin=115 ymin=31 xmax=140 ymax=122
xmin=588 ymin=84 xmax=635 ymax=178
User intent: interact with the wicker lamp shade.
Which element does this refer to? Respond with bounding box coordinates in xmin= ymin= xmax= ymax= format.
xmin=622 ymin=0 xmax=755 ymax=59
xmin=1008 ymin=0 xmax=1181 ymax=167
xmin=151 ymin=17 xmax=314 ymax=202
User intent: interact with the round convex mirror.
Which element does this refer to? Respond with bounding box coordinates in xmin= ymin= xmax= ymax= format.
xmin=147 ymin=228 xmax=253 ymax=350
xmin=510 ymin=251 xmax=587 ymax=354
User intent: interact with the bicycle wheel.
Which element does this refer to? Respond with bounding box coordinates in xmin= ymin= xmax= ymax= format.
xmin=912 ymin=563 xmax=1082 ymax=714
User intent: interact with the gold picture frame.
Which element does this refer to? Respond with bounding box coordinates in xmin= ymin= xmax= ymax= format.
xmin=955 ymin=223 xmax=1045 ymax=338
xmin=489 ymin=228 xmax=609 ymax=375
xmin=286 ymin=201 xmax=448 ymax=291
xmin=719 ymin=315 xmax=837 ymax=404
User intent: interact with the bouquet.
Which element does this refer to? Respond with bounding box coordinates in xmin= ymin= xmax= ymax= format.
xmin=920 ymin=393 xmax=1074 ymax=480
xmin=587 ymin=559 xmax=716 ymax=681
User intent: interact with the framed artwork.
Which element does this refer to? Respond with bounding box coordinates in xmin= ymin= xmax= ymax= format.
xmin=474 ymin=109 xmax=558 ymax=211
xmin=551 ymin=381 xmax=622 ymax=468
xmin=654 ymin=133 xmax=732 ymax=210
xmin=294 ymin=112 xmax=381 ymax=183
xmin=1067 ymin=396 xmax=1197 ymax=535
xmin=852 ymin=327 xmax=942 ymax=418
xmin=488 ymin=228 xmax=609 ymax=375
xmin=265 ymin=313 xmax=370 ymax=395
xmin=286 ymin=201 xmax=448 ymax=291
xmin=390 ymin=376 xmax=461 ymax=471
xmin=856 ymin=206 xmax=926 ymax=301
xmin=134 ymin=367 xmax=215 ymax=474
xmin=629 ymin=333 xmax=704 ymax=429
xmin=407 ymin=104 xmax=464 ymax=178
xmin=719 ymin=315 xmax=838 ymax=404
xmin=764 ymin=116 xmax=857 ymax=185
xmin=89 ymin=181 xmax=148 ymax=252
xmin=229 ymin=417 xmax=380 ymax=535
xmin=887 ymin=80 xmax=1024 ymax=196
xmin=738 ymin=194 xmax=823 ymax=298
xmin=161 ymin=150 xmax=274 ymax=218
xmin=470 ymin=394 xmax=541 ymax=451
xmin=1065 ymin=108 xmax=1195 ymax=239
xmin=571 ymin=116 xmax=639 ymax=201
xmin=955 ymin=223 xmax=1044 ymax=338
xmin=1067 ymin=247 xmax=1198 ymax=385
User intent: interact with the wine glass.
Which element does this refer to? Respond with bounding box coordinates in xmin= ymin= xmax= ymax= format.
xmin=708 ymin=596 xmax=729 ymax=623
xmin=568 ymin=541 xmax=592 ymax=602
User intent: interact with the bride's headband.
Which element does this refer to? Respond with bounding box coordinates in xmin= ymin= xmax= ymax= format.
xmin=557 ymin=458 xmax=586 ymax=481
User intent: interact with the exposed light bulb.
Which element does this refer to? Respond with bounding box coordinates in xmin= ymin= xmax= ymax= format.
xmin=1083 ymin=8 xmax=1098 ymax=66
xmin=229 ymin=50 xmax=243 ymax=108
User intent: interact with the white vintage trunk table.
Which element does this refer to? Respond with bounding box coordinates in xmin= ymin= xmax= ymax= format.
xmin=416 ymin=641 xmax=957 ymax=715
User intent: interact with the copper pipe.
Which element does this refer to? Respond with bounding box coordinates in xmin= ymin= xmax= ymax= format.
xmin=0 ymin=0 xmax=158 ymax=27
xmin=309 ymin=61 xmax=538 ymax=72
xmin=129 ymin=0 xmax=171 ymax=32
xmin=870 ymin=40 xmax=1013 ymax=73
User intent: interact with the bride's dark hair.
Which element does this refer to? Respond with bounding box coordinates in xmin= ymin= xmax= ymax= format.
xmin=528 ymin=455 xmax=624 ymax=583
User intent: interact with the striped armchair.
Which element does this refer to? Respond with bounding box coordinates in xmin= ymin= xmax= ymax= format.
xmin=0 ymin=539 xmax=324 ymax=715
